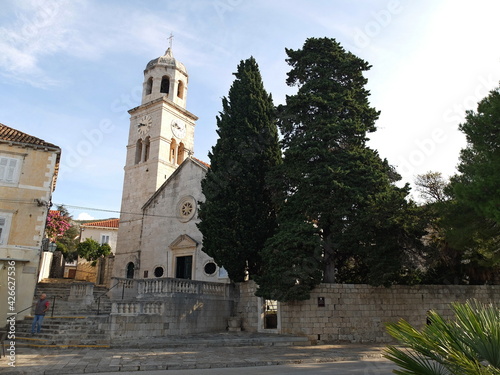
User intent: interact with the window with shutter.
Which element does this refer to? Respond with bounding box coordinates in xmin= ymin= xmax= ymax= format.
xmin=0 ymin=217 xmax=5 ymax=243
xmin=0 ymin=215 xmax=10 ymax=245
xmin=0 ymin=156 xmax=20 ymax=184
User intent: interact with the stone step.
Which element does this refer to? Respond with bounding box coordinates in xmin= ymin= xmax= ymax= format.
xmin=16 ymin=325 xmax=106 ymax=335
xmin=16 ymin=317 xmax=105 ymax=329
xmin=13 ymin=336 xmax=111 ymax=348
xmin=32 ymin=279 xmax=113 ymax=317
xmin=14 ymin=316 xmax=111 ymax=347
xmin=111 ymin=332 xmax=311 ymax=349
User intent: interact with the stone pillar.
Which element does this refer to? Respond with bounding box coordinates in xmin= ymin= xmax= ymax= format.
xmin=174 ymin=144 xmax=179 ymax=165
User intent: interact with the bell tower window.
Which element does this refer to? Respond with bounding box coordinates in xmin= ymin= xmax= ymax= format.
xmin=145 ymin=77 xmax=153 ymax=95
xmin=144 ymin=136 xmax=150 ymax=162
xmin=177 ymin=142 xmax=185 ymax=165
xmin=177 ymin=80 xmax=184 ymax=99
xmin=170 ymin=139 xmax=177 ymax=164
xmin=135 ymin=139 xmax=142 ymax=164
xmin=160 ymin=76 xmax=170 ymax=95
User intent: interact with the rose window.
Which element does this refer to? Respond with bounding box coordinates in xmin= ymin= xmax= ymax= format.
xmin=177 ymin=196 xmax=197 ymax=222
xmin=181 ymin=201 xmax=193 ymax=217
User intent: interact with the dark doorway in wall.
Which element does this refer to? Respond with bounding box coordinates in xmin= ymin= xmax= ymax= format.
xmin=126 ymin=262 xmax=135 ymax=279
xmin=264 ymin=299 xmax=278 ymax=329
xmin=176 ymin=256 xmax=192 ymax=279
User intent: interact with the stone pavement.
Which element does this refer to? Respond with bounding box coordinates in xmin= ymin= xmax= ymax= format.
xmin=0 ymin=333 xmax=387 ymax=375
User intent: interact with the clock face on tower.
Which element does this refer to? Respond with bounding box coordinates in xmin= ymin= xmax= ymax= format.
xmin=171 ymin=119 xmax=186 ymax=139
xmin=137 ymin=115 xmax=152 ymax=135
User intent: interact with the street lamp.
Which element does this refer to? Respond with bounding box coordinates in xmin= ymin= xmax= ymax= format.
xmin=48 ymin=242 xmax=57 ymax=252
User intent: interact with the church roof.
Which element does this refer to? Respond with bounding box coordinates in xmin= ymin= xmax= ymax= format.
xmin=0 ymin=123 xmax=60 ymax=152
xmin=192 ymin=157 xmax=210 ymax=168
xmin=82 ymin=218 xmax=119 ymax=229
xmin=145 ymin=47 xmax=187 ymax=75
xmin=142 ymin=156 xmax=208 ymax=211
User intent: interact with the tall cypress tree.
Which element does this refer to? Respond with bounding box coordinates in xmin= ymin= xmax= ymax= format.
xmin=256 ymin=38 xmax=422 ymax=301
xmin=197 ymin=57 xmax=281 ymax=282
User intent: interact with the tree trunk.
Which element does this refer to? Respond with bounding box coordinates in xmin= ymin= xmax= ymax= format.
xmin=322 ymin=234 xmax=336 ymax=283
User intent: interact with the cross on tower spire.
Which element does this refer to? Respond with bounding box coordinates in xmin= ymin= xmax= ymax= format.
xmin=168 ymin=32 xmax=174 ymax=50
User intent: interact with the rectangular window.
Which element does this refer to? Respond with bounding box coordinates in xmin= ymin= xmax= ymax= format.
xmin=0 ymin=213 xmax=13 ymax=245
xmin=0 ymin=156 xmax=21 ymax=184
xmin=101 ymin=235 xmax=110 ymax=245
xmin=0 ymin=217 xmax=4 ymax=243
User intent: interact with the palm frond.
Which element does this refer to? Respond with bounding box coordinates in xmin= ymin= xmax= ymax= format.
xmin=385 ymin=300 xmax=500 ymax=375
xmin=384 ymin=346 xmax=451 ymax=375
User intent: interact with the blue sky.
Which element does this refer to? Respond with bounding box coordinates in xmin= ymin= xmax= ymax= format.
xmin=1 ymin=0 xmax=499 ymax=220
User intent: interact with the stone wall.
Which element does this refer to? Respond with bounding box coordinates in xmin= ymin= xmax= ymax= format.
xmin=101 ymin=255 xmax=114 ymax=287
xmin=75 ymin=258 xmax=98 ymax=282
xmin=235 ymin=281 xmax=500 ymax=343
xmin=109 ymin=294 xmax=232 ymax=339
xmin=234 ymin=281 xmax=260 ymax=332
xmin=76 ymin=255 xmax=114 ymax=285
xmin=50 ymin=251 xmax=65 ymax=278
xmin=108 ymin=277 xmax=236 ymax=340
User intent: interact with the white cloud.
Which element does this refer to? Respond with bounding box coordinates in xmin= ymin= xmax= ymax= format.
xmin=77 ymin=212 xmax=95 ymax=221
xmin=0 ymin=0 xmax=75 ymax=86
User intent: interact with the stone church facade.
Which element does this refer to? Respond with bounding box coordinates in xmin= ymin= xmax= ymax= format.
xmin=112 ymin=47 xmax=228 ymax=284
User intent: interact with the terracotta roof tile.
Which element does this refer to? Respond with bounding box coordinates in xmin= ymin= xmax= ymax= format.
xmin=81 ymin=218 xmax=119 ymax=229
xmin=0 ymin=123 xmax=60 ymax=151
xmin=192 ymin=156 xmax=210 ymax=168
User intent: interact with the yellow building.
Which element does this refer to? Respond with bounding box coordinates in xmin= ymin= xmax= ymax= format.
xmin=0 ymin=123 xmax=61 ymax=323
xmin=76 ymin=218 xmax=118 ymax=286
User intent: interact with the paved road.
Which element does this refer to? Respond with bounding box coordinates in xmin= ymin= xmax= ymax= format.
xmin=86 ymin=359 xmax=397 ymax=375
xmin=1 ymin=335 xmax=392 ymax=375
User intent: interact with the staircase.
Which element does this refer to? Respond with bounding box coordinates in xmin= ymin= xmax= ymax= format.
xmin=14 ymin=279 xmax=112 ymax=347
xmin=13 ymin=279 xmax=312 ymax=350
xmin=35 ymin=278 xmax=112 ymax=316
xmin=14 ymin=315 xmax=110 ymax=347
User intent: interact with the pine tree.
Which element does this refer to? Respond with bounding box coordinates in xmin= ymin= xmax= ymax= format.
xmin=256 ymin=38 xmax=422 ymax=301
xmin=197 ymin=57 xmax=281 ymax=282
xmin=415 ymin=172 xmax=500 ymax=285
xmin=451 ymin=87 xmax=500 ymax=224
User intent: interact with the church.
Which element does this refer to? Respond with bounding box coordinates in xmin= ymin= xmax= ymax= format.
xmin=112 ymin=46 xmax=229 ymax=284
xmin=92 ymin=44 xmax=500 ymax=344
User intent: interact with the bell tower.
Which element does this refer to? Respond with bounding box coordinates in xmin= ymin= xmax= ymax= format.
xmin=113 ymin=45 xmax=198 ymax=279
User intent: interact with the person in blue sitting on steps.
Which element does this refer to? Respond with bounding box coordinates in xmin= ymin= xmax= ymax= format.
xmin=31 ymin=293 xmax=49 ymax=335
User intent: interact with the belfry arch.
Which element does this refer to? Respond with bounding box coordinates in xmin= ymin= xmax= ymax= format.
xmin=177 ymin=142 xmax=185 ymax=164
xmin=170 ymin=138 xmax=177 ymax=164
xmin=160 ymin=76 xmax=170 ymax=95
xmin=177 ymin=80 xmax=184 ymax=99
xmin=135 ymin=139 xmax=142 ymax=164
xmin=145 ymin=77 xmax=153 ymax=95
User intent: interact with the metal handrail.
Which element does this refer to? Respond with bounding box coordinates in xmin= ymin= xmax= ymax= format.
xmin=7 ymin=294 xmax=60 ymax=321
xmin=95 ymin=281 xmax=121 ymax=315
xmin=12 ymin=305 xmax=33 ymax=316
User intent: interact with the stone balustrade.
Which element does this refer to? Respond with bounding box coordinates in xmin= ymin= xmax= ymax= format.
xmin=68 ymin=282 xmax=94 ymax=305
xmin=112 ymin=301 xmax=163 ymax=315
xmin=108 ymin=278 xmax=138 ymax=300
xmin=111 ymin=277 xmax=229 ymax=299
